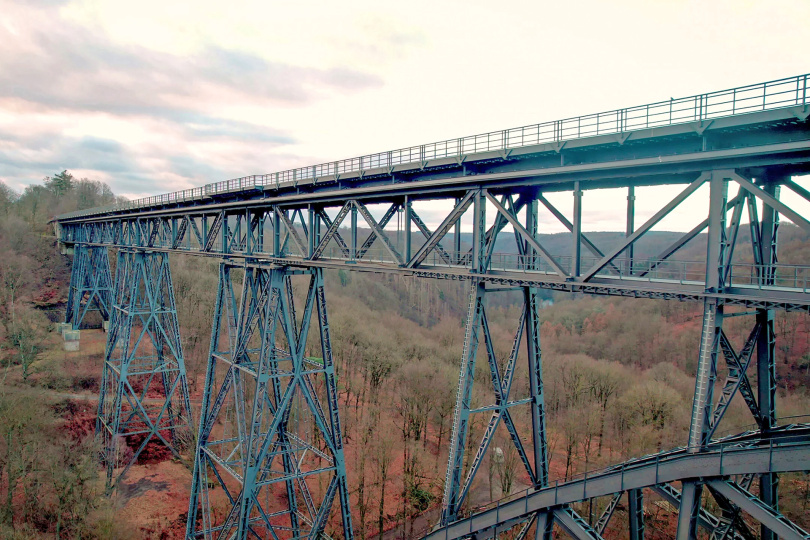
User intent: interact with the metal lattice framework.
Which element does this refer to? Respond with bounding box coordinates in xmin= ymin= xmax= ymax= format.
xmin=54 ymin=73 xmax=810 ymax=540
xmin=186 ymin=265 xmax=352 ymax=540
xmin=65 ymin=244 xmax=112 ymax=329
xmin=425 ymin=169 xmax=810 ymax=540
xmin=441 ymin=270 xmax=549 ymax=522
xmin=96 ymin=249 xmax=194 ymax=488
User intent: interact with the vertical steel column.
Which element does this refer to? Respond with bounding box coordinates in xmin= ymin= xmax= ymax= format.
xmin=757 ymin=176 xmax=781 ymax=540
xmin=471 ymin=189 xmax=486 ymax=273
xmin=572 ymin=182 xmax=582 ymax=278
xmin=525 ymin=197 xmax=549 ymax=487
xmin=441 ymin=280 xmax=485 ymax=524
xmin=256 ymin=211 xmax=266 ymax=253
xmin=186 ymin=264 xmax=353 ymax=540
xmin=307 ymin=205 xmax=316 ymax=257
xmin=678 ymin=171 xmax=728 ymax=539
xmin=626 ymin=185 xmax=635 ymax=274
xmin=628 ymin=488 xmax=644 ymax=540
xmin=675 ymin=482 xmax=703 ymax=540
xmin=96 ymin=249 xmax=193 ymax=490
xmin=350 ymin=203 xmax=358 ymax=261
xmin=65 ymin=244 xmax=113 ymax=330
xmin=454 ymin=196 xmax=462 ymax=263
xmin=404 ymin=196 xmax=413 ymax=261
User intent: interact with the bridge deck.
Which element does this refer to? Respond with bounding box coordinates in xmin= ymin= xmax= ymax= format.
xmin=55 ymin=73 xmax=810 ymax=223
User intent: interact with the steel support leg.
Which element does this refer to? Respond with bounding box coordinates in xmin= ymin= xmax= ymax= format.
xmin=441 ymin=192 xmax=550 ymax=530
xmin=626 ymin=185 xmax=635 ymax=274
xmin=679 ymin=171 xmax=729 ymax=539
xmin=757 ymin=177 xmax=781 ymax=540
xmin=526 ymin=286 xmax=548 ymax=486
xmin=440 ymin=278 xmax=548 ymax=527
xmin=676 ymin=482 xmax=703 ymax=540
xmin=96 ymin=249 xmax=193 ymax=490
xmin=525 ymin=197 xmax=549 ymax=488
xmin=66 ymin=244 xmax=113 ymax=329
xmin=628 ymin=488 xmax=644 ymax=540
xmin=441 ymin=280 xmax=485 ymax=524
xmin=186 ymin=264 xmax=352 ymax=540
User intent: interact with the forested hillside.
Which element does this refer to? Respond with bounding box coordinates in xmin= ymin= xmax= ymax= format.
xmin=0 ymin=173 xmax=808 ymax=538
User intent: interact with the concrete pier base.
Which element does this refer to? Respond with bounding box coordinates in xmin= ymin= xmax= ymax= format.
xmin=63 ymin=329 xmax=80 ymax=351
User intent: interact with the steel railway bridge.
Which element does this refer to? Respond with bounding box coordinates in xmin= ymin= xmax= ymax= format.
xmin=53 ymin=74 xmax=810 ymax=539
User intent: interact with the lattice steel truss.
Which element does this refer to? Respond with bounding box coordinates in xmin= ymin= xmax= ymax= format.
xmin=54 ymin=73 xmax=810 ymax=540
xmin=186 ymin=264 xmax=352 ymax=540
xmin=441 ymin=279 xmax=549 ymax=525
xmin=677 ymin=172 xmax=784 ymax=540
xmin=426 ymin=170 xmax=810 ymax=540
xmin=65 ymin=244 xmax=112 ymax=329
xmin=96 ymin=249 xmax=194 ymax=489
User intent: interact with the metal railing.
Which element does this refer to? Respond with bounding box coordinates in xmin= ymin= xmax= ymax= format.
xmin=56 ymin=73 xmax=809 ymax=222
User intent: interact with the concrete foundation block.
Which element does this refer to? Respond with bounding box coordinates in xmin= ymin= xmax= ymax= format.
xmin=102 ymin=320 xmax=110 ymax=332
xmin=55 ymin=322 xmax=71 ymax=335
xmin=62 ymin=329 xmax=80 ymax=351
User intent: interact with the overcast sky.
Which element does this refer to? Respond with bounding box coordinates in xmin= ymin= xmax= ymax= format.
xmin=1 ymin=0 xmax=809 ymax=231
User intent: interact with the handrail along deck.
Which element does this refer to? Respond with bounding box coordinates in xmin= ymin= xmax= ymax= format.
xmin=56 ymin=73 xmax=809 ymax=221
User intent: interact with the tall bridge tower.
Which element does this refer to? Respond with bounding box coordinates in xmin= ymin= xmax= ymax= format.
xmin=185 ymin=264 xmax=353 ymax=539
xmin=97 ymin=249 xmax=194 ymax=489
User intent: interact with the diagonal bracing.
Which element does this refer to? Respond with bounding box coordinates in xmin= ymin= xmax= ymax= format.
xmin=96 ymin=250 xmax=194 ymax=489
xmin=186 ymin=264 xmax=352 ymax=540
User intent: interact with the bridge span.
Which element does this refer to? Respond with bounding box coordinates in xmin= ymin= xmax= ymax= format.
xmin=53 ymin=73 xmax=810 ymax=540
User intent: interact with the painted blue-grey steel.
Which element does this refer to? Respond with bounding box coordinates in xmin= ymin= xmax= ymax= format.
xmin=185 ymin=264 xmax=352 ymax=540
xmin=96 ymin=249 xmax=194 ymax=489
xmin=627 ymin=488 xmax=644 ymax=540
xmin=52 ymin=73 xmax=810 ymax=540
xmin=424 ymin=430 xmax=810 ymax=540
xmin=440 ymin=190 xmax=552 ymax=527
xmin=65 ymin=244 xmax=112 ymax=330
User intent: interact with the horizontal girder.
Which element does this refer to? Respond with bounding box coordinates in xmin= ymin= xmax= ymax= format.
xmin=57 ymin=244 xmax=810 ymax=311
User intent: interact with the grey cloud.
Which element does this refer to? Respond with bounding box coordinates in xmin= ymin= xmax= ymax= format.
xmin=0 ymin=14 xmax=382 ymax=117
xmin=0 ymin=131 xmax=137 ymax=177
xmin=180 ymin=116 xmax=296 ymax=144
xmin=167 ymin=155 xmax=230 ymax=182
xmin=0 ymin=128 xmax=236 ymax=195
xmin=106 ymin=173 xmax=178 ymax=196
xmin=0 ymin=4 xmax=383 ymax=195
